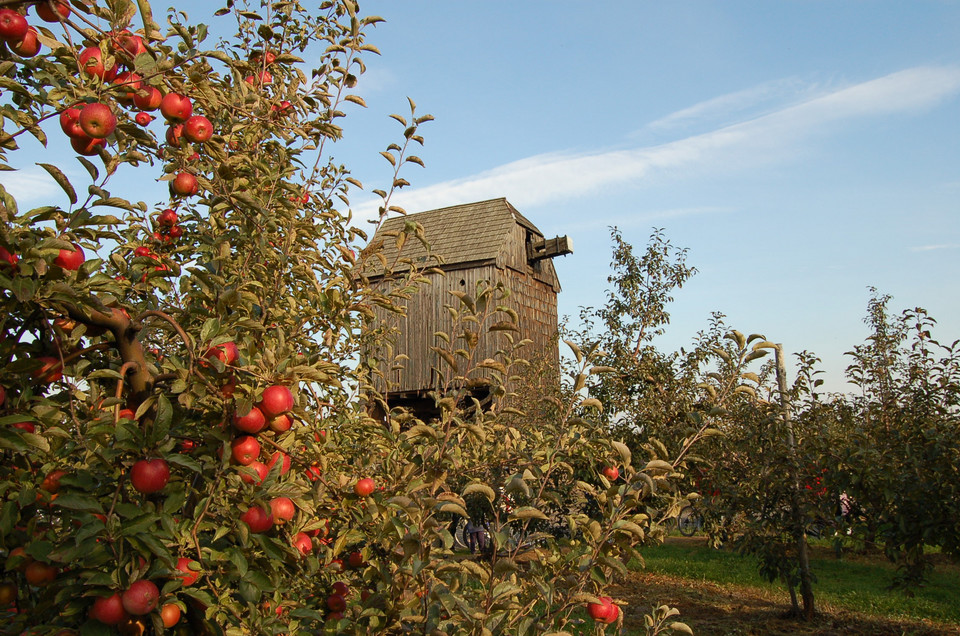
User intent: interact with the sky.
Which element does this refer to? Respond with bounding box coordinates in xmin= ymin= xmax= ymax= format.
xmin=336 ymin=1 xmax=960 ymax=394
xmin=4 ymin=1 xmax=959 ymax=394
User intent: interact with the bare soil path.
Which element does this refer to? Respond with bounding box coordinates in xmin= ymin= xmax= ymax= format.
xmin=610 ymin=538 xmax=960 ymax=636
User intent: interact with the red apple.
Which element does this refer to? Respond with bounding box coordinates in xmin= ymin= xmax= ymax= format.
xmin=268 ymin=413 xmax=292 ymax=433
xmin=272 ymin=100 xmax=292 ymax=116
xmin=586 ymin=596 xmax=619 ymax=624
xmin=292 ymin=532 xmax=312 ymax=555
xmin=160 ymin=602 xmax=181 ymax=628
xmin=113 ymin=30 xmax=146 ymax=58
xmin=354 ymin=478 xmax=375 ymax=497
xmin=234 ymin=405 xmax=266 ymax=434
xmin=159 ymin=92 xmax=192 ymax=123
xmin=221 ymin=375 xmax=237 ymax=398
xmin=121 ymin=579 xmax=159 ymax=615
xmin=305 ymin=464 xmax=322 ymax=482
xmin=59 ymin=107 xmax=84 ymax=138
xmin=78 ymin=46 xmax=117 ymax=81
xmin=258 ymin=385 xmax=293 ymax=418
xmin=205 ymin=341 xmax=239 ymax=365
xmin=0 ymin=580 xmax=16 ymax=605
xmin=157 ymin=208 xmax=178 ymax=227
xmin=117 ymin=408 xmax=136 ymax=420
xmin=130 ymin=458 xmax=169 ymax=494
xmin=269 ymin=496 xmax=295 ymax=524
xmin=332 ymin=581 xmax=349 ymax=597
xmin=133 ymin=86 xmax=163 ymax=111
xmin=113 ymin=71 xmax=142 ymax=106
xmin=11 ymin=421 xmax=35 ymax=433
xmin=239 ymin=460 xmax=268 ymax=485
xmin=24 ymin=561 xmax=57 ymax=586
xmin=54 ymin=243 xmax=85 ymax=270
xmin=70 ymin=133 xmax=106 ymax=156
xmin=134 ymin=112 xmax=153 ymax=126
xmin=10 ymin=25 xmax=40 ymax=57
xmin=240 ymin=505 xmax=273 ymax=533
xmin=174 ymin=557 xmax=199 ymax=586
xmin=79 ymin=103 xmax=116 ymax=139
xmin=347 ymin=551 xmax=364 ymax=569
xmin=601 ymin=466 xmax=619 ymax=481
xmin=250 ymin=50 xmax=276 ymax=65
xmin=326 ymin=593 xmax=346 ymax=613
xmin=267 ymin=451 xmax=291 ymax=476
xmin=33 ymin=356 xmax=63 ymax=384
xmin=169 ymin=225 xmax=183 ymax=239
xmin=0 ymin=9 xmax=28 ymax=42
xmin=165 ymin=123 xmax=184 ymax=146
xmin=89 ymin=593 xmax=128 ymax=625
xmin=35 ymin=0 xmax=70 ymax=22
xmin=0 ymin=245 xmax=17 ymax=268
xmin=230 ymin=435 xmax=260 ymax=465
xmin=169 ymin=172 xmax=198 ymax=197
xmin=183 ymin=115 xmax=212 ymax=143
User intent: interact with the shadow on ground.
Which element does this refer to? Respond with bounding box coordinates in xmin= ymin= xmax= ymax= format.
xmin=611 ymin=560 xmax=960 ymax=636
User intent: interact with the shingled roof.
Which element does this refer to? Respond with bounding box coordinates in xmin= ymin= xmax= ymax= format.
xmin=365 ymin=198 xmax=544 ymax=275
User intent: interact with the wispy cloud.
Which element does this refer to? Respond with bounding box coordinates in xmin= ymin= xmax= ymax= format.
xmin=352 ymin=66 xmax=960 ymax=222
xmin=911 ymin=243 xmax=960 ymax=252
xmin=643 ymin=77 xmax=813 ymax=133
xmin=563 ymin=206 xmax=734 ymax=233
xmin=0 ymin=167 xmax=64 ymax=204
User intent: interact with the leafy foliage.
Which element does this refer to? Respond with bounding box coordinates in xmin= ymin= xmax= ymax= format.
xmin=0 ymin=1 xmax=683 ymax=634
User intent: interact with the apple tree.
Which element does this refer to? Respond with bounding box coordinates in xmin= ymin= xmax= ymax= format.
xmin=0 ymin=0 xmax=689 ymax=634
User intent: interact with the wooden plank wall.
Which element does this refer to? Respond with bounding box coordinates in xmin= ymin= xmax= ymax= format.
xmin=373 ymin=262 xmax=559 ymax=395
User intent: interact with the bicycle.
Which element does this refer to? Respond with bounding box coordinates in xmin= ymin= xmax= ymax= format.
xmin=677 ymin=503 xmax=703 ymax=537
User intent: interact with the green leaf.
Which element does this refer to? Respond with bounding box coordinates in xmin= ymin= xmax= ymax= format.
xmin=167 ymin=453 xmax=202 ymax=474
xmin=53 ymin=492 xmax=103 ymax=513
xmin=151 ymin=394 xmax=173 ymax=445
xmin=508 ymin=506 xmax=547 ymax=521
xmin=612 ymin=440 xmax=632 ymax=467
xmin=437 ymin=502 xmax=468 ymax=518
xmin=644 ymin=459 xmax=674 ymax=473
xmin=580 ymin=398 xmax=603 ymax=411
xmin=37 ymin=163 xmax=77 ymax=205
xmin=462 ymin=483 xmax=496 ymax=503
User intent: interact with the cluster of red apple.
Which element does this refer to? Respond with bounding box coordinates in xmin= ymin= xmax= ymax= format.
xmin=16 ymin=4 xmax=213 ymax=199
xmin=0 ymin=0 xmax=66 ymax=59
xmin=50 ymin=25 xmax=152 ymax=156
xmin=84 ymin=554 xmax=195 ymax=628
xmin=203 ymin=344 xmax=316 ymax=550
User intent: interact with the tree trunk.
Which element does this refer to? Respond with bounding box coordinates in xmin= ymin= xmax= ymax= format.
xmin=775 ymin=345 xmax=816 ymax=620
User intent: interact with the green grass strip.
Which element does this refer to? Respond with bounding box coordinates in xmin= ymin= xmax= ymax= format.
xmin=635 ymin=542 xmax=960 ymax=624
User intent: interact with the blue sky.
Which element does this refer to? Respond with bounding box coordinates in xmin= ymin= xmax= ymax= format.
xmin=4 ymin=2 xmax=959 ymax=394
xmin=337 ymin=1 xmax=960 ymax=393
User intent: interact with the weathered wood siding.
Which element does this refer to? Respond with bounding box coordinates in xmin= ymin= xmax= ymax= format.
xmin=376 ymin=262 xmax=559 ymax=395
xmin=498 ymin=219 xmax=561 ymax=291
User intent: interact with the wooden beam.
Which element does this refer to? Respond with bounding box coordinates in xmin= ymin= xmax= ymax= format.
xmin=527 ymin=235 xmax=573 ymax=262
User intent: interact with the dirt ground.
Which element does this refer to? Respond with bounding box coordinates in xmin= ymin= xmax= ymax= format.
xmin=609 ymin=538 xmax=960 ymax=636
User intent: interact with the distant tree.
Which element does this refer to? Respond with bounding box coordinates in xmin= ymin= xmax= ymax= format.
xmin=834 ymin=291 xmax=960 ymax=587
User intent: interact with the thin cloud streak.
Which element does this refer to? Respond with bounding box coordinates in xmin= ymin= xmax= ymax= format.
xmin=911 ymin=244 xmax=960 ymax=252
xmin=352 ymin=66 xmax=960 ymax=222
xmin=563 ymin=206 xmax=734 ymax=233
xmin=1 ymin=167 xmax=63 ymax=203
xmin=644 ymin=77 xmax=812 ymax=132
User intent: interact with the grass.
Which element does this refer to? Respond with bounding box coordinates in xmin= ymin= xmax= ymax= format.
xmin=634 ymin=539 xmax=960 ymax=625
